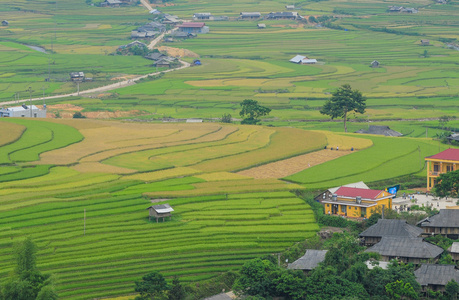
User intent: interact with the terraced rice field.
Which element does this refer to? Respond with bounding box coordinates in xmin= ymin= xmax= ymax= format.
xmin=0 ymin=118 xmax=326 ymax=299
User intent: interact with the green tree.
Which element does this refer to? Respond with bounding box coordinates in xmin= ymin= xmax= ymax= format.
xmin=220 ymin=113 xmax=232 ymax=123
xmin=168 ymin=276 xmax=185 ymax=300
xmin=232 ymin=258 xmax=276 ymax=297
xmin=385 ymin=280 xmax=418 ymax=299
xmin=239 ymin=99 xmax=271 ymax=125
xmin=438 ymin=115 xmax=454 ymax=130
xmin=320 ymin=84 xmax=366 ymax=132
xmin=445 ymin=280 xmax=459 ymax=300
xmin=433 ymin=169 xmax=459 ymax=197
xmin=135 ymin=271 xmax=169 ymax=300
xmin=73 ymin=111 xmax=86 ymax=118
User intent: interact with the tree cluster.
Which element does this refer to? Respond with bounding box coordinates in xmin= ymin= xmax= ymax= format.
xmin=0 ymin=238 xmax=58 ymax=300
xmin=239 ymin=99 xmax=271 ymax=125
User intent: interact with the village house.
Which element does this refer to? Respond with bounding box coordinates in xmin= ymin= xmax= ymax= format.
xmin=415 ymin=264 xmax=459 ymax=294
xmin=315 ymin=181 xmax=369 ymax=202
xmin=425 ymin=148 xmax=459 ymax=191
xmin=70 ymin=72 xmax=85 ymax=82
xmin=240 ymin=12 xmax=261 ymax=19
xmin=388 ymin=6 xmax=403 ymax=12
xmin=265 ymin=12 xmax=301 ymax=20
xmin=118 ymin=41 xmax=148 ymax=52
xmin=257 ymin=23 xmax=266 ymax=29
xmin=421 ymin=39 xmax=430 ymax=46
xmin=137 ymin=21 xmax=166 ymax=33
xmin=365 ymin=237 xmax=443 ymax=264
xmin=144 ymin=52 xmax=167 ymax=61
xmin=355 ymin=125 xmax=403 ymax=137
xmin=322 ymin=187 xmax=393 ymax=218
xmin=2 ymin=20 xmax=8 ymax=26
xmin=193 ymin=13 xmax=214 ymax=20
xmin=370 ymin=60 xmax=380 ymax=68
xmin=167 ymin=31 xmax=196 ymax=39
xmin=0 ymin=105 xmax=47 ymax=118
xmin=418 ymin=209 xmax=459 ymax=239
xmin=285 ymin=5 xmax=295 ymax=9
xmin=178 ymin=22 xmax=209 ymax=34
xmin=162 ymin=15 xmax=181 ymax=25
xmin=100 ymin=0 xmax=123 ymax=7
xmin=146 ymin=203 xmax=174 ymax=222
xmin=289 ymin=55 xmax=317 ymax=64
xmin=359 ymin=219 xmax=422 ymax=246
xmin=448 ymin=242 xmax=459 ymax=261
xmin=287 ymin=250 xmax=328 ymax=274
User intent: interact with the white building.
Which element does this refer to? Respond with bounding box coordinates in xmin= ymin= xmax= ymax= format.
xmin=0 ymin=104 xmax=47 ymax=118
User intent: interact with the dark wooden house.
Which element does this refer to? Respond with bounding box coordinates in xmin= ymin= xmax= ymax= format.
xmin=265 ymin=12 xmax=300 ymax=20
xmin=287 ymin=250 xmax=328 ymax=274
xmin=365 ymin=236 xmax=443 ymax=264
xmin=147 ymin=203 xmax=174 ymax=222
xmin=240 ymin=12 xmax=261 ymax=19
xmin=415 ymin=264 xmax=459 ymax=294
xmin=418 ymin=209 xmax=459 ymax=239
xmin=371 ymin=60 xmax=380 ymax=68
xmin=2 ymin=20 xmax=8 ymax=26
xmin=359 ymin=219 xmax=422 ymax=246
xmin=421 ymin=39 xmax=430 ymax=46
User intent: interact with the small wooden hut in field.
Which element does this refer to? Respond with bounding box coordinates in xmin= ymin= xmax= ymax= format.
xmin=147 ymin=203 xmax=174 ymax=222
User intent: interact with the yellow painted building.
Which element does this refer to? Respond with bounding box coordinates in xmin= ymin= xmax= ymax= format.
xmin=322 ymin=187 xmax=393 ymax=218
xmin=425 ymin=149 xmax=459 ymax=191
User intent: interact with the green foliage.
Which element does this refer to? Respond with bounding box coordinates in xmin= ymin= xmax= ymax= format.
xmin=221 ymin=113 xmax=232 ymax=123
xmin=320 ymin=84 xmax=366 ymax=132
xmin=134 ymin=271 xmax=169 ymax=300
xmin=434 ymin=170 xmax=459 ymax=197
xmin=239 ymin=99 xmax=271 ymax=125
xmin=385 ymin=280 xmax=418 ymax=300
xmin=445 ymin=280 xmax=459 ymax=300
xmin=168 ymin=276 xmax=185 ymax=300
xmin=72 ymin=111 xmax=86 ymax=118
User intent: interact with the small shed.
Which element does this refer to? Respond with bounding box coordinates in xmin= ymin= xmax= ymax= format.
xmin=70 ymin=72 xmax=85 ymax=82
xmin=371 ymin=60 xmax=380 ymax=68
xmin=287 ymin=249 xmax=328 ymax=274
xmin=415 ymin=264 xmax=459 ymax=293
xmin=257 ymin=23 xmax=266 ymax=29
xmin=421 ymin=39 xmax=430 ymax=46
xmin=193 ymin=59 xmax=201 ymax=66
xmin=285 ymin=5 xmax=295 ymax=9
xmin=2 ymin=20 xmax=8 ymax=26
xmin=448 ymin=242 xmax=459 ymax=261
xmin=147 ymin=203 xmax=174 ymax=222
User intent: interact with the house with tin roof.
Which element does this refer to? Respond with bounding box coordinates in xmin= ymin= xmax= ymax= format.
xmin=240 ymin=12 xmax=261 ymax=19
xmin=425 ymin=149 xmax=459 ymax=191
xmin=415 ymin=264 xmax=459 ymax=293
xmin=418 ymin=209 xmax=459 ymax=239
xmin=365 ymin=237 xmax=443 ymax=264
xmin=146 ymin=203 xmax=174 ymax=222
xmin=322 ymin=187 xmax=393 ymax=218
xmin=193 ymin=13 xmax=214 ymax=20
xmin=287 ymin=250 xmax=328 ymax=274
xmin=265 ymin=12 xmax=301 ymax=20
xmin=0 ymin=105 xmax=46 ymax=118
xmin=359 ymin=219 xmax=422 ymax=246
xmin=178 ymin=22 xmax=209 ymax=34
xmin=289 ymin=55 xmax=317 ymax=64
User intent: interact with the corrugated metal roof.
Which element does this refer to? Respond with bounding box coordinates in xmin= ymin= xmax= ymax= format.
xmin=359 ymin=219 xmax=423 ymax=238
xmin=365 ymin=237 xmax=443 ymax=259
xmin=290 ymin=55 xmax=306 ymax=63
xmin=426 ymin=148 xmax=459 ymax=161
xmin=419 ymin=209 xmax=459 ymax=228
xmin=147 ymin=203 xmax=174 ymax=213
xmin=287 ymin=249 xmax=328 ymax=270
xmin=179 ymin=22 xmax=205 ymax=28
xmin=335 ymin=187 xmax=384 ymax=200
xmin=415 ymin=264 xmax=459 ymax=286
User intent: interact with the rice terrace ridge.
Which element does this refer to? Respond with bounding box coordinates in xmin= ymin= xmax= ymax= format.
xmin=0 ymin=0 xmax=459 ymax=298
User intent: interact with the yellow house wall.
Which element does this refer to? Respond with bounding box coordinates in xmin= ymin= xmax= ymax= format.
xmin=425 ymin=158 xmax=458 ymax=191
xmin=323 ymin=193 xmax=393 ymax=218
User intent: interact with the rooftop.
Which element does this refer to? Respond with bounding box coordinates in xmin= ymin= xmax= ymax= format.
xmin=335 ymin=187 xmax=386 ymax=200
xmin=426 ymin=148 xmax=459 ymax=162
xmin=359 ymin=219 xmax=423 ymax=239
xmin=179 ymin=22 xmax=206 ymax=28
xmin=418 ymin=209 xmax=459 ymax=228
xmin=287 ymin=250 xmax=328 ymax=270
xmin=415 ymin=264 xmax=459 ymax=286
xmin=365 ymin=237 xmax=443 ymax=259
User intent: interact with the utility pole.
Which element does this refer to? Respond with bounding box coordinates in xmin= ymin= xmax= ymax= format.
xmin=84 ymin=208 xmax=86 ymax=235
xmin=28 ymin=87 xmax=33 ymax=117
xmin=42 ymin=86 xmax=46 ymax=106
xmin=77 ymin=81 xmax=80 ymax=96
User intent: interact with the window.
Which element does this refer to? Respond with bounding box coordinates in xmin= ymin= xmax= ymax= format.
xmin=434 ymin=164 xmax=439 ymax=172
xmin=341 ymin=205 xmax=347 ymax=213
xmin=447 ymin=165 xmax=452 ymax=172
xmin=361 ymin=207 xmax=367 ymax=217
xmin=327 ymin=204 xmax=329 ymax=207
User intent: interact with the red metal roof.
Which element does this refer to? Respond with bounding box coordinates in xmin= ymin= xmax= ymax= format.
xmin=426 ymin=148 xmax=459 ymax=161
xmin=179 ymin=22 xmax=205 ymax=28
xmin=335 ymin=187 xmax=384 ymax=200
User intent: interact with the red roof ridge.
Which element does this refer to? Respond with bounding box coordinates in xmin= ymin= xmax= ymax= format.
xmin=426 ymin=148 xmax=459 ymax=161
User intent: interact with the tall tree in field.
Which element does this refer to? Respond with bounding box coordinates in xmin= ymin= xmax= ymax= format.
xmin=320 ymin=84 xmax=366 ymax=132
xmin=239 ymin=99 xmax=271 ymax=125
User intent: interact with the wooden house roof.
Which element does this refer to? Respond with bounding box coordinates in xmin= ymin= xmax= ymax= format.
xmin=415 ymin=264 xmax=459 ymax=286
xmin=359 ymin=219 xmax=423 ymax=239
xmin=365 ymin=237 xmax=443 ymax=259
xmin=418 ymin=209 xmax=459 ymax=228
xmin=425 ymin=149 xmax=459 ymax=161
xmin=287 ymin=250 xmax=328 ymax=271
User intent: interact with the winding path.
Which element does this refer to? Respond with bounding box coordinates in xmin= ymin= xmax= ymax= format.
xmin=0 ymin=0 xmax=190 ymax=107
